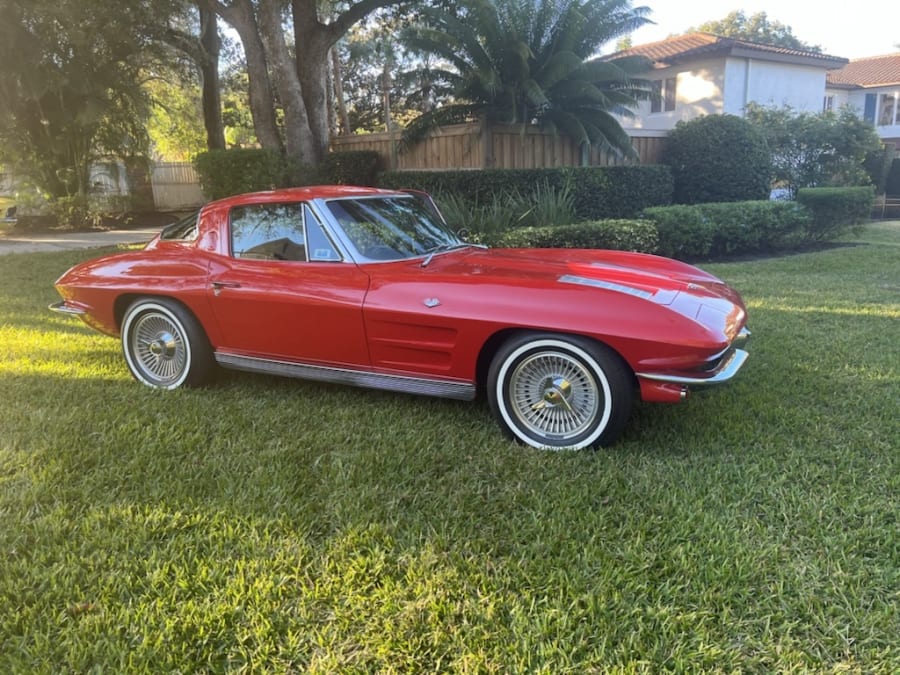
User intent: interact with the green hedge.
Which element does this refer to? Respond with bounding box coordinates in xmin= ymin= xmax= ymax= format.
xmin=643 ymin=200 xmax=812 ymax=260
xmin=193 ymin=148 xmax=289 ymax=201
xmin=663 ymin=114 xmax=771 ymax=204
xmin=380 ymin=166 xmax=673 ymax=220
xmin=487 ymin=219 xmax=659 ymax=254
xmin=194 ymin=149 xmax=383 ymax=200
xmin=316 ymin=151 xmax=382 ymax=187
xmin=795 ymin=187 xmax=875 ymax=241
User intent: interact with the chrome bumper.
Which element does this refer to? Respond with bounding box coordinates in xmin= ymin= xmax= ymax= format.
xmin=637 ymin=327 xmax=751 ymax=388
xmin=48 ymin=301 xmax=87 ymax=316
xmin=637 ymin=348 xmax=749 ymax=387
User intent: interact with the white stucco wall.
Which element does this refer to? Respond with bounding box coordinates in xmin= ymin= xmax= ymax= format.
xmin=724 ymin=59 xmax=828 ymax=113
xmin=620 ymin=56 xmax=836 ymax=132
xmin=620 ymin=59 xmax=725 ymax=131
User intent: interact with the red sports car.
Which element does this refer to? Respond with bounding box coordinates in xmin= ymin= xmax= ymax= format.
xmin=51 ymin=186 xmax=750 ymax=450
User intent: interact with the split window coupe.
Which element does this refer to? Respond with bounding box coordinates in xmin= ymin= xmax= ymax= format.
xmin=51 ymin=186 xmax=750 ymax=450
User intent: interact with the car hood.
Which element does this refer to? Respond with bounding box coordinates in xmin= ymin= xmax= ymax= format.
xmin=439 ymin=246 xmax=739 ymax=299
xmin=416 ymin=246 xmax=748 ymax=342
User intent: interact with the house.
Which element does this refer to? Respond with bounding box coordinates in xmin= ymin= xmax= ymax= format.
xmin=826 ymin=53 xmax=900 ymax=149
xmin=611 ymin=33 xmax=848 ymax=132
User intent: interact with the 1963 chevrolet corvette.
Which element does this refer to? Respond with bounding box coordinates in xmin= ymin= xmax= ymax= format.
xmin=51 ymin=186 xmax=750 ymax=450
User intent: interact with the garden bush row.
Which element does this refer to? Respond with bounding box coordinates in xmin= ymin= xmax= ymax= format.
xmin=193 ymin=149 xmax=873 ymax=261
xmin=484 ymin=219 xmax=659 ymax=253
xmin=381 ymin=165 xmax=673 ymax=220
xmin=480 ymin=187 xmax=872 ymax=261
xmin=642 ymin=188 xmax=872 ymax=260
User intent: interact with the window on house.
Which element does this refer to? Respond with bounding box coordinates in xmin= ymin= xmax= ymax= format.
xmin=878 ymin=94 xmax=896 ymax=126
xmin=664 ymin=78 xmax=676 ymax=112
xmin=650 ymin=78 xmax=677 ymax=114
xmin=823 ymin=95 xmax=834 ymax=112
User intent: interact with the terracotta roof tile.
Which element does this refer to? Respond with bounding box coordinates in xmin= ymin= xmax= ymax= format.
xmin=614 ymin=32 xmax=847 ymax=69
xmin=827 ymin=53 xmax=900 ymax=87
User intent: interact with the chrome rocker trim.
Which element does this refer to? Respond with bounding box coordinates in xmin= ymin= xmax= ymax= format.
xmin=48 ymin=301 xmax=87 ymax=316
xmin=215 ymin=352 xmax=477 ymax=401
xmin=637 ymin=348 xmax=749 ymax=387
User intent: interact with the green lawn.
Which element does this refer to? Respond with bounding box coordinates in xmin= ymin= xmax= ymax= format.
xmin=1 ymin=224 xmax=898 ymax=672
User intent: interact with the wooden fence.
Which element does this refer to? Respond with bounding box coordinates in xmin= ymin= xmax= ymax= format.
xmin=330 ymin=122 xmax=668 ymax=171
xmin=2 ymin=125 xmax=667 ymax=211
xmin=150 ymin=162 xmax=206 ymax=211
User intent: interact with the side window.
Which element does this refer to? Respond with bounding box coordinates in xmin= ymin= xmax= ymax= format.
xmin=230 ymin=203 xmax=306 ymax=261
xmin=304 ymin=205 xmax=342 ymax=261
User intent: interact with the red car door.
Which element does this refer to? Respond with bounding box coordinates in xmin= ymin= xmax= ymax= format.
xmin=207 ymin=201 xmax=371 ymax=367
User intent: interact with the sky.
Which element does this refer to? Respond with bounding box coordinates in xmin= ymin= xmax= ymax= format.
xmin=626 ymin=1 xmax=899 ymax=59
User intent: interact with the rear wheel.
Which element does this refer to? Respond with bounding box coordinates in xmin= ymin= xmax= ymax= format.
xmin=487 ymin=333 xmax=633 ymax=450
xmin=121 ymin=298 xmax=214 ymax=389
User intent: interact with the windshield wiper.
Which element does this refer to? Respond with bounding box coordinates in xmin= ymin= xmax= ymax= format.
xmin=420 ymin=242 xmax=485 ymax=267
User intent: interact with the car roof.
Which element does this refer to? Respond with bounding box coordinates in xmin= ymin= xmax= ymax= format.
xmin=205 ymin=185 xmax=403 ymax=210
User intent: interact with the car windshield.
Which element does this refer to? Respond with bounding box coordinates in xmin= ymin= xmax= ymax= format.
xmin=326 ymin=195 xmax=462 ymax=261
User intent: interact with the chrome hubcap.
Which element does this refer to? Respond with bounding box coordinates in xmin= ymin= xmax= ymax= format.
xmin=509 ymin=352 xmax=600 ymax=440
xmin=132 ymin=314 xmax=186 ymax=385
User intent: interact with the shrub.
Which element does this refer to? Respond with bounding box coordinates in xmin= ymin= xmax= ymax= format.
xmin=437 ymin=190 xmax=533 ymax=241
xmin=194 ymin=148 xmax=288 ymax=200
xmin=436 ymin=180 xmax=576 ymax=239
xmin=380 ymin=165 xmax=673 ymax=220
xmin=795 ymin=187 xmax=875 ymax=240
xmin=488 ymin=219 xmax=659 ymax=254
xmin=194 ymin=149 xmax=384 ymax=200
xmin=567 ymin=165 xmax=673 ymax=219
xmin=643 ymin=200 xmax=813 ymax=260
xmin=317 ymin=151 xmax=382 ymax=186
xmin=663 ymin=115 xmax=771 ymax=204
xmin=641 ymin=205 xmax=715 ymax=259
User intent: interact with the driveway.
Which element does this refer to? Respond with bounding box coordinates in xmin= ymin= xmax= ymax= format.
xmin=0 ymin=227 xmax=161 ymax=255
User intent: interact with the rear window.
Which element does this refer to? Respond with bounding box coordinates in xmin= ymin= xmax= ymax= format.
xmin=159 ymin=211 xmax=200 ymax=241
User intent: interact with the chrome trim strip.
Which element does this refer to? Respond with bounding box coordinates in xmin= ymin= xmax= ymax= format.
xmin=48 ymin=301 xmax=86 ymax=316
xmin=214 ymin=352 xmax=477 ymax=401
xmin=558 ymin=274 xmax=655 ymax=300
xmin=637 ymin=348 xmax=749 ymax=387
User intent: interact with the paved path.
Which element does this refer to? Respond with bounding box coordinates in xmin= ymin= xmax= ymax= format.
xmin=0 ymin=228 xmax=161 ymax=255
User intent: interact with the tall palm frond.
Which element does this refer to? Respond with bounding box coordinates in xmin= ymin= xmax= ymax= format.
xmin=401 ymin=0 xmax=653 ymax=157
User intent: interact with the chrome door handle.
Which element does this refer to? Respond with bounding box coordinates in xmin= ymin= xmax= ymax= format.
xmin=210 ymin=281 xmax=241 ymax=295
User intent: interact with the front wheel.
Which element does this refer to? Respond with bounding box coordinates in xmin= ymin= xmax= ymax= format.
xmin=487 ymin=333 xmax=633 ymax=450
xmin=121 ymin=298 xmax=214 ymax=389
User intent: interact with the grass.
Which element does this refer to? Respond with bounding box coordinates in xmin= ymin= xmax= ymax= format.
xmin=1 ymin=224 xmax=898 ymax=672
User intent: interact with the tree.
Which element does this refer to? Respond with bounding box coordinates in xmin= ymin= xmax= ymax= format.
xmin=688 ymin=11 xmax=820 ymax=52
xmin=401 ymin=0 xmax=653 ymax=157
xmin=335 ymin=10 xmax=452 ymax=134
xmin=204 ymin=0 xmax=409 ymax=166
xmin=663 ymin=115 xmax=772 ymax=204
xmin=744 ymin=103 xmax=883 ymax=197
xmin=0 ymin=0 xmax=176 ymax=200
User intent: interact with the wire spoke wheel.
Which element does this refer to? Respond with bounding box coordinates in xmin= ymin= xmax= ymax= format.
xmin=130 ymin=313 xmax=188 ymax=386
xmin=509 ymin=351 xmax=600 ymax=440
xmin=121 ymin=299 xmax=213 ymax=390
xmin=488 ymin=334 xmax=633 ymax=450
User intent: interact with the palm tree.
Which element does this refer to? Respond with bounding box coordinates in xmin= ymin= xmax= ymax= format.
xmin=401 ymin=0 xmax=653 ymax=157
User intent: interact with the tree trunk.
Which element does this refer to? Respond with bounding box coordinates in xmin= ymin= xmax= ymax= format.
xmin=214 ymin=0 xmax=282 ymax=152
xmin=198 ymin=5 xmax=226 ymax=150
xmin=212 ymin=0 xmax=404 ymax=164
xmin=331 ymin=47 xmax=350 ymax=136
xmin=292 ymin=0 xmax=331 ymax=164
xmin=257 ymin=0 xmax=317 ymax=163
